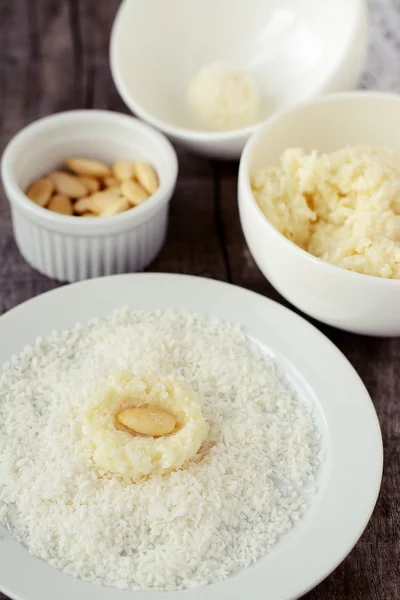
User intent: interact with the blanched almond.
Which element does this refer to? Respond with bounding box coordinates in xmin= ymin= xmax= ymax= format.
xmin=103 ymin=176 xmax=119 ymax=189
xmin=26 ymin=177 xmax=54 ymax=207
xmin=47 ymin=194 xmax=73 ymax=216
xmin=112 ymin=160 xmax=136 ymax=181
xmin=48 ymin=171 xmax=88 ymax=198
xmin=100 ymin=196 xmax=129 ymax=217
xmin=134 ymin=161 xmax=159 ymax=195
xmin=74 ymin=197 xmax=94 ymax=214
xmin=66 ymin=158 xmax=110 ymax=177
xmin=78 ymin=176 xmax=100 ymax=193
xmin=120 ymin=179 xmax=149 ymax=206
xmin=74 ymin=188 xmax=121 ymax=215
xmin=117 ymin=406 xmax=176 ymax=437
xmin=81 ymin=212 xmax=97 ymax=217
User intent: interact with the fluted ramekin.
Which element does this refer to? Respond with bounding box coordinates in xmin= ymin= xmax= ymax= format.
xmin=1 ymin=110 xmax=178 ymax=282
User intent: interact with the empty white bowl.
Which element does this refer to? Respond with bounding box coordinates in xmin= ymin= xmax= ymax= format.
xmin=110 ymin=0 xmax=368 ymax=159
xmin=238 ymin=92 xmax=400 ymax=337
xmin=1 ymin=110 xmax=178 ymax=282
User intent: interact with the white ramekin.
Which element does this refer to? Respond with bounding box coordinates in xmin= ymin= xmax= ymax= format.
xmin=1 ymin=110 xmax=178 ymax=282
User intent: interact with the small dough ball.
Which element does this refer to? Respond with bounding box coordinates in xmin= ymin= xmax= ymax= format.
xmin=186 ymin=62 xmax=261 ymax=132
xmin=82 ymin=372 xmax=209 ymax=481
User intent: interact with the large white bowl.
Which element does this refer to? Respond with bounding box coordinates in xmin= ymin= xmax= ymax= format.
xmin=1 ymin=110 xmax=178 ymax=282
xmin=110 ymin=0 xmax=368 ymax=160
xmin=238 ymin=92 xmax=400 ymax=337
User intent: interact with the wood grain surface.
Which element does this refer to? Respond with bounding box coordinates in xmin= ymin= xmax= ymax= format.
xmin=0 ymin=1 xmax=399 ymax=599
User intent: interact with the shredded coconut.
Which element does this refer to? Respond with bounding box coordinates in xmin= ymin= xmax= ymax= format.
xmin=0 ymin=309 xmax=321 ymax=591
xmin=251 ymin=146 xmax=400 ymax=279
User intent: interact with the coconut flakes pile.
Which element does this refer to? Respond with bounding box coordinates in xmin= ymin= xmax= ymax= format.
xmin=0 ymin=309 xmax=322 ymax=590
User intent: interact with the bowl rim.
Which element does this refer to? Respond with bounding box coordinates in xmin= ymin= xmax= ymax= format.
xmin=1 ymin=109 xmax=178 ymax=235
xmin=110 ymin=0 xmax=366 ymax=143
xmin=239 ymin=89 xmax=400 ymax=288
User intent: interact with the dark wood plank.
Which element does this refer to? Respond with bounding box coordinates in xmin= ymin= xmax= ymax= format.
xmin=150 ymin=179 xmax=228 ymax=279
xmin=219 ymin=174 xmax=284 ymax=300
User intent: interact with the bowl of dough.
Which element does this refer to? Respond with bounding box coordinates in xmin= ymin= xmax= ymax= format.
xmin=239 ymin=91 xmax=400 ymax=337
xmin=110 ymin=0 xmax=368 ymax=159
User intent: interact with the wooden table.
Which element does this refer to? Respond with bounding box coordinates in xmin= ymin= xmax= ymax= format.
xmin=0 ymin=1 xmax=398 ymax=599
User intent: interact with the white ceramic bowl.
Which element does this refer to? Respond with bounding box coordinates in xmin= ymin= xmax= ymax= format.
xmin=1 ymin=110 xmax=178 ymax=282
xmin=238 ymin=92 xmax=400 ymax=337
xmin=110 ymin=0 xmax=368 ymax=160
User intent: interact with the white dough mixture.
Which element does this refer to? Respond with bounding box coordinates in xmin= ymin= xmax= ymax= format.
xmin=0 ymin=309 xmax=321 ymax=590
xmin=186 ymin=62 xmax=261 ymax=132
xmin=252 ymin=146 xmax=400 ymax=278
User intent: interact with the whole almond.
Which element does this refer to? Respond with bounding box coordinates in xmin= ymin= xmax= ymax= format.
xmin=78 ymin=176 xmax=100 ymax=193
xmin=74 ymin=197 xmax=94 ymax=214
xmin=66 ymin=158 xmax=110 ymax=177
xmin=47 ymin=194 xmax=73 ymax=216
xmin=100 ymin=196 xmax=129 ymax=217
xmin=26 ymin=177 xmax=54 ymax=207
xmin=75 ymin=188 xmax=121 ymax=215
xmin=134 ymin=161 xmax=159 ymax=195
xmin=104 ymin=176 xmax=119 ymax=189
xmin=120 ymin=179 xmax=149 ymax=206
xmin=112 ymin=160 xmax=136 ymax=181
xmin=49 ymin=171 xmax=88 ymax=198
xmin=117 ymin=406 xmax=176 ymax=437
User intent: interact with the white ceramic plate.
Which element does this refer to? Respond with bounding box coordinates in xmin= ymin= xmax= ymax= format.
xmin=0 ymin=274 xmax=382 ymax=600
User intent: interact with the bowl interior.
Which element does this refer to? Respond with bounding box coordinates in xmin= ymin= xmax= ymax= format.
xmin=112 ymin=0 xmax=359 ymax=131
xmin=247 ymin=94 xmax=400 ymax=172
xmin=8 ymin=113 xmax=174 ymax=194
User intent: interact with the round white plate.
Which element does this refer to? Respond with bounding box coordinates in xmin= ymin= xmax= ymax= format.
xmin=0 ymin=274 xmax=382 ymax=600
